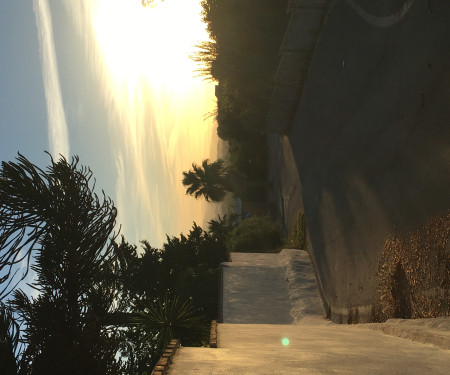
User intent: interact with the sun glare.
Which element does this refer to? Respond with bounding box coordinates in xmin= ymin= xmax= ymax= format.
xmin=82 ymin=0 xmax=217 ymax=245
xmin=92 ymin=0 xmax=208 ymax=93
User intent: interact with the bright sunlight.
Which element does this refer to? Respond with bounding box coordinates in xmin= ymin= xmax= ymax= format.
xmin=77 ymin=0 xmax=218 ymax=246
xmin=92 ymin=0 xmax=209 ymax=94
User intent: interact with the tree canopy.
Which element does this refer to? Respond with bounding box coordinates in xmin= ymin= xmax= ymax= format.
xmin=0 ymin=153 xmax=122 ymax=374
xmin=182 ymin=159 xmax=248 ymax=202
xmin=0 ymin=153 xmax=229 ymax=374
xmin=182 ymin=159 xmax=229 ymax=202
xmin=0 ymin=153 xmax=117 ymax=300
xmin=191 ymin=0 xmax=288 ymax=186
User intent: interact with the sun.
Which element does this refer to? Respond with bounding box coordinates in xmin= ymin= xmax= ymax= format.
xmin=91 ymin=0 xmax=208 ymax=93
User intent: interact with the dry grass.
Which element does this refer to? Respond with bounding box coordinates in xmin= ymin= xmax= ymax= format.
xmin=374 ymin=211 xmax=450 ymax=322
xmin=287 ymin=210 xmax=306 ymax=250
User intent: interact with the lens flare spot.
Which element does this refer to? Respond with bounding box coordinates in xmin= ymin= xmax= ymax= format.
xmin=282 ymin=338 xmax=290 ymax=346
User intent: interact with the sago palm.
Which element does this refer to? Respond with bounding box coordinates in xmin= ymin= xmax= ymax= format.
xmin=129 ymin=294 xmax=208 ymax=351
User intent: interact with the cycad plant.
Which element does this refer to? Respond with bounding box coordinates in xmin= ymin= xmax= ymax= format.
xmin=130 ymin=294 xmax=209 ymax=352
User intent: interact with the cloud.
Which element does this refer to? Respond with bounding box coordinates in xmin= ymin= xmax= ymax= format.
xmin=33 ymin=0 xmax=70 ymax=158
xmin=59 ymin=0 xmax=217 ymax=247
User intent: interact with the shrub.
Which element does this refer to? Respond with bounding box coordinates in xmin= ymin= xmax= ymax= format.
xmin=374 ymin=211 xmax=450 ymax=322
xmin=227 ymin=216 xmax=282 ymax=253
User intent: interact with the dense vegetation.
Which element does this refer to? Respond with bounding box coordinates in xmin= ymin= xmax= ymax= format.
xmin=207 ymin=214 xmax=282 ymax=253
xmin=194 ymin=0 xmax=289 ymax=180
xmin=0 ymin=154 xmax=227 ymax=375
xmin=226 ymin=216 xmax=282 ymax=253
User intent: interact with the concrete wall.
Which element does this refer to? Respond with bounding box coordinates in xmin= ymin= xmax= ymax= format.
xmin=288 ymin=0 xmax=450 ymax=322
xmin=267 ymin=1 xmax=331 ymax=133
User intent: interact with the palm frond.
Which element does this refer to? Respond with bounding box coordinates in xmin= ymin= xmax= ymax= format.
xmin=181 ymin=159 xmax=229 ymax=203
xmin=0 ymin=153 xmax=118 ymax=300
xmin=129 ymin=294 xmax=208 ymax=350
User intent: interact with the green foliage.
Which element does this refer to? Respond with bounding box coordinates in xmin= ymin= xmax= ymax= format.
xmin=374 ymin=212 xmax=450 ymax=322
xmin=182 ymin=159 xmax=229 ymax=202
xmin=0 ymin=153 xmax=117 ymax=300
xmin=0 ymin=153 xmax=122 ymax=374
xmin=107 ymin=224 xmax=227 ymax=372
xmin=196 ymin=0 xmax=288 ymax=132
xmin=193 ymin=1 xmax=289 ymax=187
xmin=215 ymin=83 xmax=248 ymax=142
xmin=100 ymin=224 xmax=227 ymax=373
xmin=227 ymin=216 xmax=282 ymax=253
xmin=0 ymin=154 xmax=230 ymax=374
xmin=130 ymin=295 xmax=208 ymax=351
xmin=207 ymin=213 xmax=238 ymax=244
xmin=162 ymin=223 xmax=228 ymax=319
xmin=200 ymin=0 xmax=287 ymax=84
xmin=11 ymin=289 xmax=122 ymax=375
xmin=182 ymin=159 xmax=249 ymax=202
xmin=288 ymin=211 xmax=307 ymax=250
xmin=227 ymin=137 xmax=267 ymax=181
xmin=0 ymin=303 xmax=19 ymax=374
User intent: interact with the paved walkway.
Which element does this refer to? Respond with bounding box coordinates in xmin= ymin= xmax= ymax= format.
xmin=168 ymin=251 xmax=450 ymax=374
xmin=169 ymin=320 xmax=450 ymax=374
xmin=221 ymin=252 xmax=292 ymax=324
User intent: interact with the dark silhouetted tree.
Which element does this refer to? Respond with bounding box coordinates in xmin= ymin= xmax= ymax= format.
xmin=182 ymin=159 xmax=229 ymax=202
xmin=0 ymin=303 xmax=19 ymax=374
xmin=182 ymin=159 xmax=247 ymax=202
xmin=0 ymin=153 xmax=122 ymax=374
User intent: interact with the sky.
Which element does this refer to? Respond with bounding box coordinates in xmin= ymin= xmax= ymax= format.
xmin=0 ymin=0 xmax=220 ymax=249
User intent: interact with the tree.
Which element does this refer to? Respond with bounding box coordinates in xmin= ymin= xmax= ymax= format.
xmin=1 ymin=154 xmax=231 ymax=374
xmin=105 ymin=228 xmax=227 ymax=373
xmin=0 ymin=153 xmax=117 ymax=300
xmin=207 ymin=213 xmax=239 ymax=243
xmin=0 ymin=153 xmax=122 ymax=374
xmin=0 ymin=303 xmax=19 ymax=374
xmin=182 ymin=159 xmax=245 ymax=202
xmin=161 ymin=223 xmax=227 ymax=319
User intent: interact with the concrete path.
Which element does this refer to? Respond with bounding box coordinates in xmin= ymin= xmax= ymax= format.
xmin=169 ymin=320 xmax=450 ymax=374
xmin=221 ymin=252 xmax=293 ymax=324
xmin=168 ymin=251 xmax=450 ymax=374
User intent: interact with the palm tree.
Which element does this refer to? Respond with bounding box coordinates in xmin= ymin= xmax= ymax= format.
xmin=182 ymin=159 xmax=233 ymax=202
xmin=182 ymin=159 xmax=268 ymax=203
